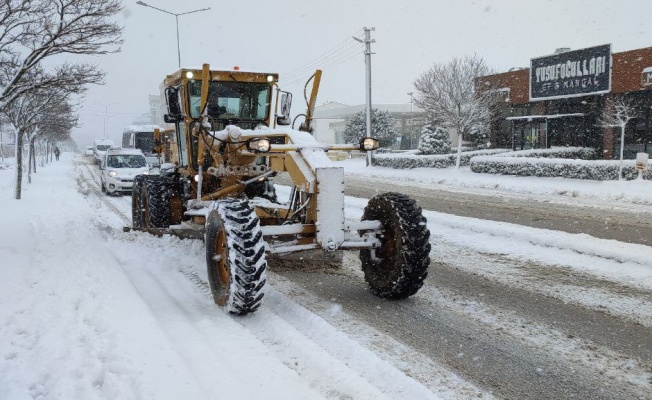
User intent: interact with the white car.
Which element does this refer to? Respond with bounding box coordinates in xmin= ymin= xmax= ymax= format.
xmin=100 ymin=148 xmax=149 ymax=195
xmin=93 ymin=138 xmax=115 ymax=165
xmin=84 ymin=146 xmax=94 ymax=156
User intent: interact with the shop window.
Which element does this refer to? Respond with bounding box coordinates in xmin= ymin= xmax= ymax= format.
xmin=642 ymin=67 xmax=652 ymax=86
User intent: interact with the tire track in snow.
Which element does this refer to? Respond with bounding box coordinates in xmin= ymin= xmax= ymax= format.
xmin=116 ymin=248 xmax=434 ymax=400
xmin=241 ymin=283 xmax=447 ymax=400
xmin=106 ymin=247 xmax=332 ymax=399
xmin=274 ymin=267 xmax=650 ymax=400
xmin=75 ymin=158 xmax=131 ymax=226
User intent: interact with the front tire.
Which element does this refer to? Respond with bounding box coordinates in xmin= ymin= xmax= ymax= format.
xmin=205 ymin=198 xmax=267 ymax=315
xmin=360 ymin=192 xmax=430 ymax=299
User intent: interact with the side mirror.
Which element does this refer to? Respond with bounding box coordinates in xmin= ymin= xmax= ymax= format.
xmin=276 ymin=91 xmax=292 ymax=126
xmin=164 ymin=87 xmax=183 ymax=123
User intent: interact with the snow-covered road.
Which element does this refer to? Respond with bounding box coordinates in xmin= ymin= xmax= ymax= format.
xmin=1 ymin=154 xmax=651 ymax=399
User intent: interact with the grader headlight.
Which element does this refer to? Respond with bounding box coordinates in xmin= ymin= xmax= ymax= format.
xmin=360 ymin=137 xmax=380 ymax=151
xmin=248 ymin=138 xmax=271 ymax=153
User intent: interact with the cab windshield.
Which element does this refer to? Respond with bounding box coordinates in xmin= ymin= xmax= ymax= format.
xmin=106 ymin=154 xmax=146 ymax=168
xmin=188 ymin=80 xmax=271 ymax=129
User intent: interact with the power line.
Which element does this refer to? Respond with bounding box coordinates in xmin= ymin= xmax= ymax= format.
xmin=282 ymin=46 xmax=363 ymax=88
xmin=281 ymin=29 xmax=364 ymax=83
xmin=283 ymin=29 xmax=362 ymax=77
xmin=282 ymin=44 xmax=363 ymax=86
xmin=283 ymin=43 xmax=362 ymax=81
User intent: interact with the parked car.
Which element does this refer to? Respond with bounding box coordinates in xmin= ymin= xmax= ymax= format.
xmin=84 ymin=146 xmax=94 ymax=156
xmin=100 ymin=148 xmax=149 ymax=195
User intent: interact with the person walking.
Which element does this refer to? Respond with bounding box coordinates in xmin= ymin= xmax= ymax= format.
xmin=54 ymin=146 xmax=60 ymax=161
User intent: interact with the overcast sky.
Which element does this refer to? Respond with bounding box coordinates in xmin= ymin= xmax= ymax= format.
xmin=72 ymin=0 xmax=651 ymax=147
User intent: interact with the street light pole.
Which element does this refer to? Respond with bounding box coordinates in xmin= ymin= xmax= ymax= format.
xmin=136 ymin=1 xmax=211 ymax=68
xmin=97 ymin=102 xmax=117 ymax=139
xmin=407 ymin=92 xmax=414 ymax=149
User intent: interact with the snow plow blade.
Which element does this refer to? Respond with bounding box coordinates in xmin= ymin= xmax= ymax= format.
xmin=123 ymin=226 xmax=204 ymax=240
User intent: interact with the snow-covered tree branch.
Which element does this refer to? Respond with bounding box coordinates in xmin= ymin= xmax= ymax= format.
xmin=0 ymin=0 xmax=123 ymax=111
xmin=0 ymin=0 xmax=122 ymax=199
xmin=413 ymin=55 xmax=499 ymax=168
xmin=418 ymin=123 xmax=451 ymax=155
xmin=343 ymin=108 xmax=400 ymax=148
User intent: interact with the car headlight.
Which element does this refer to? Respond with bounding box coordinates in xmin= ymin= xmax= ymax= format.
xmin=359 ymin=137 xmax=380 ymax=151
xmin=108 ymin=170 xmax=117 ymax=177
xmin=142 ymin=170 xmax=150 ymax=175
xmin=247 ymin=138 xmax=271 ymax=153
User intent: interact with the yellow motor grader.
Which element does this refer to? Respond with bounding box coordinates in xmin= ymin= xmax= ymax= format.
xmin=129 ymin=64 xmax=430 ymax=315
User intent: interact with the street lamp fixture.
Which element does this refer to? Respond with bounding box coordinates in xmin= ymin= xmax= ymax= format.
xmin=136 ymin=1 xmax=211 ymax=68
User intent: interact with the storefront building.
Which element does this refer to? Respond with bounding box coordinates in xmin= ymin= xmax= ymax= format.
xmin=477 ymin=45 xmax=652 ymax=159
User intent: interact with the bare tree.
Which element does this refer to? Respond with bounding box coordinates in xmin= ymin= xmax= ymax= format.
xmin=3 ymin=74 xmax=81 ymax=198
xmin=0 ymin=0 xmax=122 ymax=198
xmin=36 ymin=99 xmax=77 ymax=164
xmin=0 ymin=0 xmax=123 ymax=111
xmin=598 ymin=97 xmax=639 ymax=180
xmin=413 ymin=55 xmax=498 ymax=168
xmin=29 ymin=97 xmax=77 ymax=171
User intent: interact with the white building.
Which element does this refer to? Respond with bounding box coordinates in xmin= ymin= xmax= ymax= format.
xmin=311 ymin=102 xmax=428 ymax=149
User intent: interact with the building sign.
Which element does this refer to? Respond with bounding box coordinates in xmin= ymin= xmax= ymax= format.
xmin=530 ymin=44 xmax=611 ymax=101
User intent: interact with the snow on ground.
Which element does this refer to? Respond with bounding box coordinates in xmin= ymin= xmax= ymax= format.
xmin=337 ymin=158 xmax=652 ymax=326
xmin=341 ymin=157 xmax=652 ymax=209
xmin=1 ymin=153 xmax=651 ymax=399
xmin=0 ymin=154 xmax=439 ymax=400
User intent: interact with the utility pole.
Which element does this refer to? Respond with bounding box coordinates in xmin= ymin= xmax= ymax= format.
xmin=408 ymin=92 xmax=414 ymax=149
xmin=353 ymin=27 xmax=375 ymax=166
xmin=97 ymin=102 xmax=117 ymax=139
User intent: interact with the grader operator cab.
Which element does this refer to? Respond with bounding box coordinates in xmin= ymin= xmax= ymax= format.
xmin=129 ymin=64 xmax=431 ymax=315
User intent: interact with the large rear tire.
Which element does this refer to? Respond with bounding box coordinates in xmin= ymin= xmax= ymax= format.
xmin=132 ymin=175 xmax=146 ymax=228
xmin=205 ymin=198 xmax=267 ymax=315
xmin=131 ymin=175 xmax=171 ymax=228
xmin=360 ymin=192 xmax=430 ymax=299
